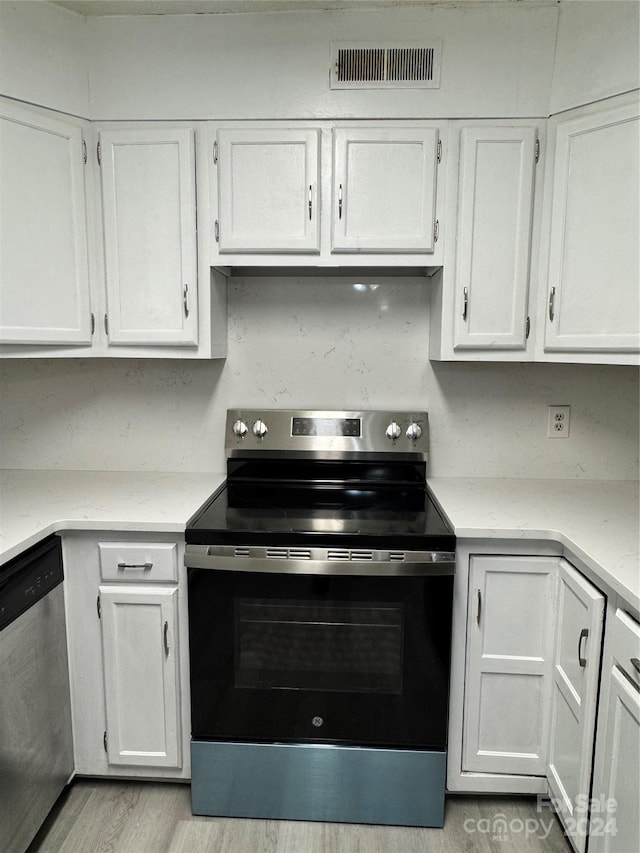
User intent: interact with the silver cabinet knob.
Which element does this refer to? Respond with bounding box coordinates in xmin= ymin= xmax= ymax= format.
xmin=385 ymin=422 xmax=402 ymax=440
xmin=252 ymin=419 xmax=268 ymax=438
xmin=232 ymin=419 xmax=248 ymax=438
xmin=406 ymin=422 xmax=422 ymax=441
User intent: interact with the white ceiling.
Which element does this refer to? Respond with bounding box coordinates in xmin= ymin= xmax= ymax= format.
xmin=50 ymin=0 xmax=550 ymax=17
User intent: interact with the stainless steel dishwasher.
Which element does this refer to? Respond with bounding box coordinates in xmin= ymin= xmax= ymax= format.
xmin=0 ymin=534 xmax=73 ymax=853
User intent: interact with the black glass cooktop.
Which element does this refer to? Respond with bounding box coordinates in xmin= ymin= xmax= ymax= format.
xmin=186 ymin=461 xmax=455 ymax=551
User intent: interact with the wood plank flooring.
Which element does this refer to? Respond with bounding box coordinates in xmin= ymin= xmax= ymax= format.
xmin=29 ymin=780 xmax=573 ymax=853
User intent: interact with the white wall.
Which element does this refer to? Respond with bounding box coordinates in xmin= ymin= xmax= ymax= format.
xmin=551 ymin=0 xmax=640 ymax=114
xmin=1 ymin=276 xmax=638 ymax=479
xmin=0 ymin=1 xmax=88 ymax=116
xmin=83 ymin=3 xmax=557 ymax=119
xmin=0 ymin=3 xmax=638 ymax=483
xmin=2 ymin=2 xmax=637 ymax=121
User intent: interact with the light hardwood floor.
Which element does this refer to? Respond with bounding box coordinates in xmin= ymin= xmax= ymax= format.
xmin=29 ymin=780 xmax=572 ymax=853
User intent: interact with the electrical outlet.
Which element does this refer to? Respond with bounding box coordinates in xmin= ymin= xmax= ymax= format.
xmin=547 ymin=405 xmax=571 ymax=438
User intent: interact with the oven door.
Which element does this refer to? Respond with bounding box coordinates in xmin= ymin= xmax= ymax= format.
xmin=187 ymin=566 xmax=452 ymax=750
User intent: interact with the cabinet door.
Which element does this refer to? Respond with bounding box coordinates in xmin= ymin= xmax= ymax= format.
xmin=99 ymin=128 xmax=198 ymax=346
xmin=590 ymin=668 xmax=640 ymax=852
xmin=544 ymin=99 xmax=639 ymax=353
xmin=216 ymin=128 xmax=320 ymax=253
xmin=463 ymin=556 xmax=555 ymax=776
xmin=590 ymin=609 xmax=640 ymax=853
xmin=99 ymin=584 xmax=181 ymax=768
xmin=332 ymin=127 xmax=439 ymax=253
xmin=0 ymin=100 xmax=91 ymax=344
xmin=454 ymin=127 xmax=537 ymax=350
xmin=547 ymin=560 xmax=605 ymax=853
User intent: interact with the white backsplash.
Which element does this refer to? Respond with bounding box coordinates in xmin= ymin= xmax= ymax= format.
xmin=1 ymin=277 xmax=638 ymax=480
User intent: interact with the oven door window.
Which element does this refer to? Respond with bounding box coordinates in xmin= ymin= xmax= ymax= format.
xmin=188 ymin=569 xmax=452 ymax=750
xmin=235 ymin=599 xmax=404 ymax=694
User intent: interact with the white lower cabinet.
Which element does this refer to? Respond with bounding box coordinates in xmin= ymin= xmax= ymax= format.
xmin=451 ymin=544 xmax=614 ymax=852
xmin=589 ymin=607 xmax=640 ymax=853
xmin=547 ymin=559 xmax=605 ymax=853
xmin=463 ymin=555 xmax=555 ymax=776
xmin=63 ymin=533 xmax=190 ymax=779
xmin=99 ymin=584 xmax=181 ymax=768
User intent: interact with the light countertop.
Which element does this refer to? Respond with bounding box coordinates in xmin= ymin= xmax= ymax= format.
xmin=1 ymin=469 xmax=638 ymax=611
xmin=0 ymin=469 xmax=225 ymax=565
xmin=428 ymin=477 xmax=639 ymax=612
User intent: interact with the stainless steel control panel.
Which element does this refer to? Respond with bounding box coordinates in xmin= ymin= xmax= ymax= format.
xmin=225 ymin=409 xmax=429 ymax=459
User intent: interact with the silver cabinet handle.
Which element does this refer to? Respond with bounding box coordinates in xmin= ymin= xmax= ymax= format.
xmin=549 ymin=286 xmax=556 ymax=322
xmin=338 ymin=183 xmax=343 ymax=219
xmin=476 ymin=589 xmax=482 ymax=625
xmin=117 ymin=562 xmax=153 ymax=570
xmin=164 ymin=621 xmax=170 ymax=656
xmin=578 ymin=628 xmax=589 ymax=667
xmin=631 ymin=658 xmax=640 ymax=675
xmin=308 ymin=185 xmax=312 ymax=221
xmin=183 ymin=283 xmax=190 ymax=318
xmin=462 ymin=287 xmax=469 ymax=321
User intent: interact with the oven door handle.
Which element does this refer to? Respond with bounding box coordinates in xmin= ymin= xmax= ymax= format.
xmin=184 ymin=544 xmax=455 ymax=576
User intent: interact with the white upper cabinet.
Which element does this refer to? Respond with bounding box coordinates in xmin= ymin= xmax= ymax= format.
xmin=429 ymin=121 xmax=543 ymax=362
xmin=0 ymin=98 xmax=91 ymax=345
xmin=209 ymin=121 xmax=445 ymax=266
xmin=99 ymin=128 xmax=198 ymax=346
xmin=331 ymin=127 xmax=439 ymax=253
xmin=541 ymin=94 xmax=639 ymax=360
xmin=453 ymin=127 xmax=537 ymax=350
xmin=216 ymin=128 xmax=320 ymax=254
xmin=2 ymin=112 xmax=226 ymax=360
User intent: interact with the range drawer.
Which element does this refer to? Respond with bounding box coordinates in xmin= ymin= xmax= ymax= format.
xmin=99 ymin=542 xmax=178 ymax=582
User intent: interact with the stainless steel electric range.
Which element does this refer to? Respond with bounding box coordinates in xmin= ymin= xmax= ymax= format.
xmin=184 ymin=409 xmax=455 ymax=828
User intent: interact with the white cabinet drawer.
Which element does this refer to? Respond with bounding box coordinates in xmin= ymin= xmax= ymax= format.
xmin=611 ymin=608 xmax=640 ymax=687
xmin=99 ymin=542 xmax=178 ymax=582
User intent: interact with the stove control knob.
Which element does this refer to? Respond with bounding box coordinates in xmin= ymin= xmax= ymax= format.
xmin=385 ymin=421 xmax=402 ymax=441
xmin=406 ymin=422 xmax=423 ymax=441
xmin=232 ymin=419 xmax=248 ymax=438
xmin=252 ymin=419 xmax=268 ymax=439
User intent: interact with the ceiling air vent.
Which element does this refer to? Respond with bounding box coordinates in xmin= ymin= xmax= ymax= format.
xmin=331 ymin=43 xmax=441 ymax=90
